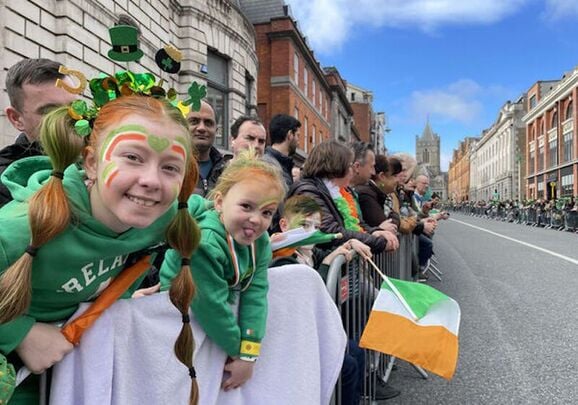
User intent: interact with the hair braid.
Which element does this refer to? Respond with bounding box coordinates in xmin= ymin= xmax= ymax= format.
xmin=0 ymin=107 xmax=84 ymax=323
xmin=167 ymin=156 xmax=201 ymax=404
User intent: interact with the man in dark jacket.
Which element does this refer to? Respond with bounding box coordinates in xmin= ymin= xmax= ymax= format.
xmin=188 ymin=100 xmax=230 ymax=196
xmin=1 ymin=58 xmax=77 ymax=207
xmin=265 ymin=114 xmax=301 ymax=189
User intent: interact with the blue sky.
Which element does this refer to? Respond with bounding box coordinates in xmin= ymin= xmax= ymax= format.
xmin=285 ymin=0 xmax=578 ymax=170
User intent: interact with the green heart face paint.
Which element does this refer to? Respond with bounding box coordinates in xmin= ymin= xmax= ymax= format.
xmin=147 ymin=134 xmax=170 ymax=153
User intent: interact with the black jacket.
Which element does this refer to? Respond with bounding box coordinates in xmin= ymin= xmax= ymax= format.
xmin=0 ymin=134 xmax=43 ymax=207
xmin=195 ymin=146 xmax=232 ymax=197
xmin=288 ymin=177 xmax=387 ymax=253
xmin=355 ymin=181 xmax=400 ymax=228
xmin=264 ymin=146 xmax=294 ymax=189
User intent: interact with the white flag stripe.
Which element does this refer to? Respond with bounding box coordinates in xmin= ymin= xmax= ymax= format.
xmin=372 ymin=289 xmax=460 ymax=335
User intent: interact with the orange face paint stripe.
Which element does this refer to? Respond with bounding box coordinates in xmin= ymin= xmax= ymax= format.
xmin=105 ymin=169 xmax=119 ymax=188
xmin=171 ymin=144 xmax=186 ymax=161
xmin=103 ymin=133 xmax=147 ymax=161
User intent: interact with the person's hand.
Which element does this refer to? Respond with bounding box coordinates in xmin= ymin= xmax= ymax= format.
xmin=423 ymin=220 xmax=436 ymax=236
xmin=132 ymin=283 xmax=160 ymax=298
xmin=16 ymin=322 xmax=74 ymax=374
xmin=222 ymin=357 xmax=255 ymax=391
xmin=378 ymin=219 xmax=397 ymax=233
xmin=269 ymin=233 xmax=284 ymax=244
xmin=348 ymin=239 xmax=372 ymax=259
xmin=323 ymin=244 xmax=354 ymax=265
xmin=372 ymin=230 xmax=399 ymax=251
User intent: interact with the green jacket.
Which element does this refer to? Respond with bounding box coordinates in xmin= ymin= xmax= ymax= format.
xmin=0 ymin=157 xmax=176 ymax=355
xmin=160 ymin=194 xmax=271 ymax=358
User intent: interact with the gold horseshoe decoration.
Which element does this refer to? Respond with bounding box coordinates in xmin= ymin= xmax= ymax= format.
xmin=55 ymin=66 xmax=87 ymax=95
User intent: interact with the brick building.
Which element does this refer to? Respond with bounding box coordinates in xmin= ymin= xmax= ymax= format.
xmin=1 ymin=0 xmax=258 ymax=150
xmin=240 ymin=0 xmax=332 ymax=161
xmin=448 ymin=137 xmax=477 ymax=202
xmin=523 ymin=72 xmax=578 ymax=200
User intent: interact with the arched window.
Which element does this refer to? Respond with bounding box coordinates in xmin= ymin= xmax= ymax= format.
xmin=551 ymin=111 xmax=558 ymax=129
xmin=566 ymin=101 xmax=573 ymax=120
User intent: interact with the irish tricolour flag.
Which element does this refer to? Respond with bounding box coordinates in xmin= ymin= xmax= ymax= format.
xmin=359 ymin=278 xmax=460 ymax=379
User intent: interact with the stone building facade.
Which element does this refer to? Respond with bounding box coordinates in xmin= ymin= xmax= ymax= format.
xmin=1 ymin=0 xmax=258 ymax=150
xmin=415 ymin=121 xmax=447 ymax=199
xmin=323 ymin=66 xmax=356 ymax=143
xmin=523 ymin=72 xmax=578 ymax=200
xmin=469 ymin=98 xmax=527 ymax=202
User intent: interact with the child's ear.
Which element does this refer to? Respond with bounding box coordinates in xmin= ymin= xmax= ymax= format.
xmin=83 ymin=146 xmax=97 ymax=180
xmin=279 ymin=217 xmax=289 ymax=232
xmin=213 ymin=192 xmax=224 ymax=213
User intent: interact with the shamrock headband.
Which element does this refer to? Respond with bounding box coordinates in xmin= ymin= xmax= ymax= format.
xmin=57 ymin=24 xmax=207 ymax=137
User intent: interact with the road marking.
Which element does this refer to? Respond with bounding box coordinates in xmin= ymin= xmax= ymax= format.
xmin=449 ymin=218 xmax=578 ymax=265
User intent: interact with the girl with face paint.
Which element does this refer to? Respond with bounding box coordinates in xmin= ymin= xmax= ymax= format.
xmin=160 ymin=150 xmax=287 ymax=396
xmin=0 ymin=95 xmax=200 ymax=404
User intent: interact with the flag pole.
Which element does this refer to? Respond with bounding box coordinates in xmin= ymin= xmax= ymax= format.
xmin=361 ymin=254 xmax=419 ymax=321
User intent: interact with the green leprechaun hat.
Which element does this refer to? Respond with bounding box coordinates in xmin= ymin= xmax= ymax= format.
xmin=108 ymin=25 xmax=144 ymax=62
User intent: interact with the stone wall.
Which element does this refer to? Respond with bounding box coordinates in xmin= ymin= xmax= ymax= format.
xmin=0 ymin=0 xmax=257 ymax=148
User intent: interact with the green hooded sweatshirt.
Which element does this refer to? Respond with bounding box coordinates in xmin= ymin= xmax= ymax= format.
xmin=0 ymin=157 xmax=176 ymax=355
xmin=160 ymin=194 xmax=271 ymax=359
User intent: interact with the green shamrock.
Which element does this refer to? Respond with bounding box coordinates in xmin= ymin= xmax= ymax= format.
xmin=147 ymin=134 xmax=170 ymax=153
xmin=183 ymin=81 xmax=207 ymax=112
xmin=74 ymin=120 xmax=92 ymax=137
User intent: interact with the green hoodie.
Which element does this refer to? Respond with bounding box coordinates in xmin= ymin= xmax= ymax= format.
xmin=0 ymin=157 xmax=176 ymax=355
xmin=160 ymin=194 xmax=271 ymax=358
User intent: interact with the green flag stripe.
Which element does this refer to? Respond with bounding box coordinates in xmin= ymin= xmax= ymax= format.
xmin=381 ymin=279 xmax=449 ymax=319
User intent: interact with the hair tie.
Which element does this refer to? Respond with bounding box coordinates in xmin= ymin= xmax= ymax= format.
xmin=51 ymin=171 xmax=65 ymax=179
xmin=188 ymin=367 xmax=196 ymax=379
xmin=182 ymin=314 xmax=190 ymax=323
xmin=178 ymin=202 xmax=188 ymax=210
xmin=25 ymin=245 xmax=39 ymax=257
xmin=181 ymin=258 xmax=190 ymax=266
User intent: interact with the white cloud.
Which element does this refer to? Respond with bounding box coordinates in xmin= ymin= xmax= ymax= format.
xmin=409 ymin=79 xmax=483 ymax=124
xmin=286 ymin=0 xmax=528 ymax=53
xmin=542 ymin=0 xmax=578 ymax=20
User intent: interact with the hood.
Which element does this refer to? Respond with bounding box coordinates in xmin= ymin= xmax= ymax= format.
xmin=187 ymin=194 xmax=225 ymax=237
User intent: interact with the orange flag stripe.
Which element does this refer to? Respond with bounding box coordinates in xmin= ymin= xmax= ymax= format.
xmin=359 ymin=310 xmax=459 ymax=380
xmin=61 ymin=255 xmax=151 ymax=345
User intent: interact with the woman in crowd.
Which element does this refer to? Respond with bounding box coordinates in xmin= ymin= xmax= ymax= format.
xmin=287 ymin=140 xmax=393 ymax=253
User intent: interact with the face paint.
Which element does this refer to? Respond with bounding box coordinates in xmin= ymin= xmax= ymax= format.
xmin=100 ymin=162 xmax=119 ymax=188
xmin=147 ymin=134 xmax=170 ymax=153
xmin=100 ymin=124 xmax=150 ymax=162
xmin=171 ymin=136 xmax=189 ymax=161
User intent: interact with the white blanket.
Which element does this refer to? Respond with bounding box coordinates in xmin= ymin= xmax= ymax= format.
xmin=50 ymin=264 xmax=346 ymax=405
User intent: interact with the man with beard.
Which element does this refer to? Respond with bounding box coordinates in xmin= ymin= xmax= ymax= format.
xmin=265 ymin=114 xmax=301 ymax=189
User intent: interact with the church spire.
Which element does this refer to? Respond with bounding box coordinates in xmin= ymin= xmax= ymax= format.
xmin=422 ymin=118 xmax=436 ymax=141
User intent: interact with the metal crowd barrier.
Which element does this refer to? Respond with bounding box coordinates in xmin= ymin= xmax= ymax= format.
xmin=326 ymin=234 xmax=418 ymax=405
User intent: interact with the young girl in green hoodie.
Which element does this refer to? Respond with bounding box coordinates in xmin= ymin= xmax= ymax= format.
xmin=0 ymin=95 xmax=200 ymax=404
xmin=161 ymin=151 xmax=286 ymax=394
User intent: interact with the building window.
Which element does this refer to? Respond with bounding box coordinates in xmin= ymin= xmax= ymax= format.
xmin=529 ymin=150 xmax=535 ymax=175
xmin=294 ymin=107 xmax=299 ymax=121
xmin=529 ymin=95 xmax=537 ymax=109
xmin=549 ymin=138 xmax=558 ymax=167
xmin=304 ymin=117 xmax=309 ymax=153
xmin=538 ymin=146 xmax=544 ymax=171
xmin=312 ymin=125 xmax=316 ymax=147
xmin=561 ymin=174 xmax=574 ymax=196
xmin=312 ymin=80 xmax=316 ymax=104
xmin=351 ymin=92 xmax=355 ymax=102
xmin=567 ymin=101 xmax=574 ymax=120
xmin=563 ymin=129 xmax=573 ymax=162
xmin=245 ymin=72 xmax=254 ymax=115
xmin=304 ymin=69 xmax=308 ymax=97
xmin=294 ymin=52 xmax=299 ymax=86
xmin=207 ymin=50 xmax=229 ymax=148
xmin=551 ymin=111 xmax=558 ymax=129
